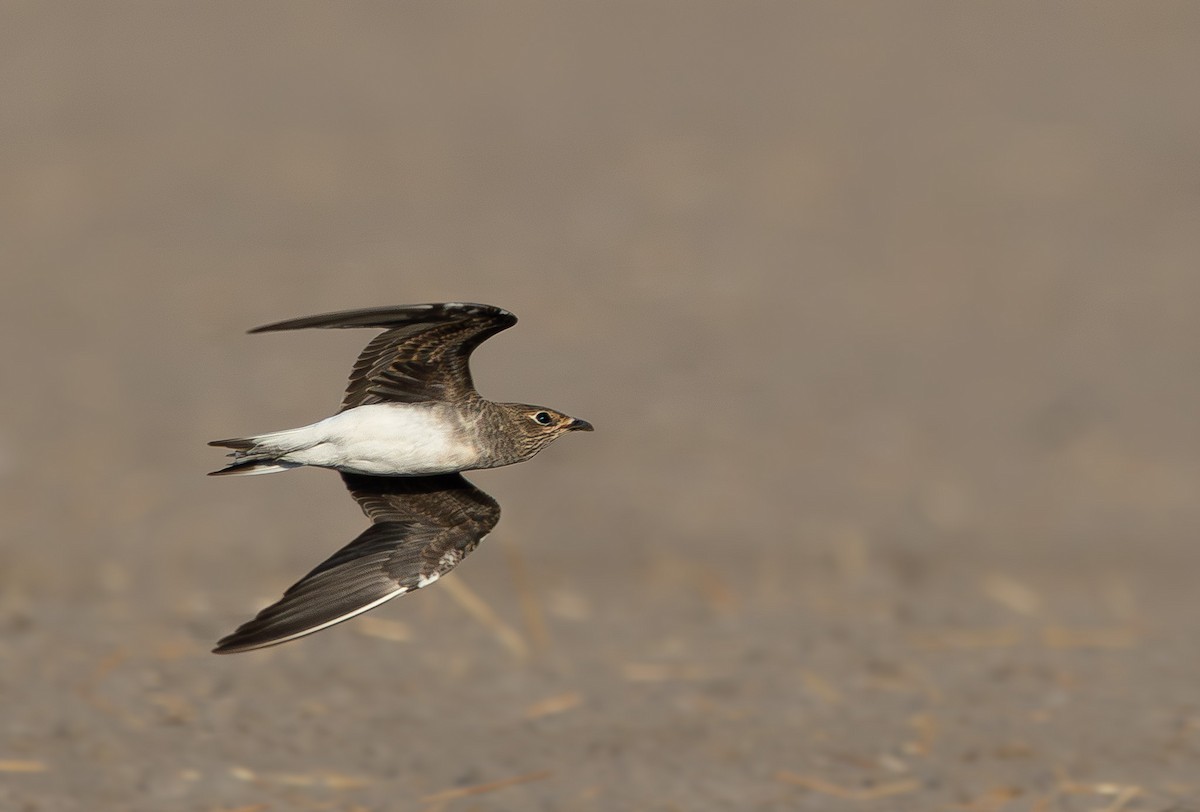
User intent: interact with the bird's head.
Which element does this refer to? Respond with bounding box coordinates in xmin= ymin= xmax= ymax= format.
xmin=500 ymin=403 xmax=593 ymax=458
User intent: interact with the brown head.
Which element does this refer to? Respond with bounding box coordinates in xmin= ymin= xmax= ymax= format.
xmin=490 ymin=402 xmax=593 ymax=464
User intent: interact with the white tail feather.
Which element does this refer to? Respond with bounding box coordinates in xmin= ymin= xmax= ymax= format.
xmin=223 ymin=462 xmax=301 ymax=476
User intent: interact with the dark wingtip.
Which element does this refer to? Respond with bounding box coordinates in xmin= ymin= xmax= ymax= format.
xmin=211 ymin=636 xmax=266 ymax=654
xmin=211 ymin=630 xmax=267 ymax=654
xmin=211 ymin=642 xmax=254 ymax=655
xmin=245 ymin=303 xmax=516 ymax=334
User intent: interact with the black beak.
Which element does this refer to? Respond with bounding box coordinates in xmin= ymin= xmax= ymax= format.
xmin=567 ymin=417 xmax=594 ymax=432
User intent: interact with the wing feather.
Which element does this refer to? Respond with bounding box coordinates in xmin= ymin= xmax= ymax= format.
xmin=248 ymin=302 xmax=517 ymax=408
xmin=213 ymin=473 xmax=500 ymax=654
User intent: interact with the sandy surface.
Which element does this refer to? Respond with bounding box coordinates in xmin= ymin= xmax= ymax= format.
xmin=4 ymin=4 xmax=1200 ymax=810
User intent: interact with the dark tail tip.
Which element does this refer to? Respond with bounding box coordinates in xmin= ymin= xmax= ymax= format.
xmin=208 ymin=437 xmax=255 ymax=449
xmin=208 ymin=458 xmax=271 ymax=476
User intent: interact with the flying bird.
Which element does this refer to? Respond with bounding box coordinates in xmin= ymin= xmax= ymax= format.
xmin=208 ymin=303 xmax=592 ymax=654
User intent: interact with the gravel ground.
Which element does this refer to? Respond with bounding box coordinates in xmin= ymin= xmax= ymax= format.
xmin=5 ymin=4 xmax=1200 ymax=811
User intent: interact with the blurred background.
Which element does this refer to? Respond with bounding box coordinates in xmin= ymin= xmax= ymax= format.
xmin=4 ymin=3 xmax=1200 ymax=810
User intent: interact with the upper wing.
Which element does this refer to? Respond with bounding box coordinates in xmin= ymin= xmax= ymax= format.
xmin=212 ymin=473 xmax=500 ymax=654
xmin=249 ymin=302 xmax=517 ymax=409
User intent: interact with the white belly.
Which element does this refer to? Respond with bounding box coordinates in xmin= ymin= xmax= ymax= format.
xmin=284 ymin=404 xmax=479 ymax=476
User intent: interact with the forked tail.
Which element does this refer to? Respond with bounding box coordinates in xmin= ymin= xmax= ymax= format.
xmin=207 ymin=429 xmax=311 ymax=477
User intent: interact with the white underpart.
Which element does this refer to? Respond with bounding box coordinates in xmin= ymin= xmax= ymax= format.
xmin=416 ymin=572 xmax=440 ymax=588
xmin=251 ymin=404 xmax=479 ymax=476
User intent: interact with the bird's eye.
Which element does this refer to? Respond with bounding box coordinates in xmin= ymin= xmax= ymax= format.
xmin=534 ymin=411 xmax=553 ymax=425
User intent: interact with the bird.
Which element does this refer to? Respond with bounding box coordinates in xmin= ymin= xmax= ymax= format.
xmin=207 ymin=302 xmax=592 ymax=654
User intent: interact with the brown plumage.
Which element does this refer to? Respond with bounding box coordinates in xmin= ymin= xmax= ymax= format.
xmin=210 ymin=303 xmax=591 ymax=653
